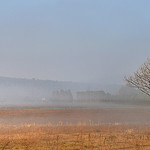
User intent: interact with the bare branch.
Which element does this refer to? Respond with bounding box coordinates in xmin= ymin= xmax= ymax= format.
xmin=125 ymin=59 xmax=150 ymax=97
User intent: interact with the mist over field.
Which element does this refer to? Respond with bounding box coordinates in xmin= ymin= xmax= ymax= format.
xmin=0 ymin=76 xmax=149 ymax=109
xmin=0 ymin=0 xmax=150 ymax=109
xmin=1 ymin=1 xmax=150 ymax=149
xmin=0 ymin=0 xmax=150 ymax=122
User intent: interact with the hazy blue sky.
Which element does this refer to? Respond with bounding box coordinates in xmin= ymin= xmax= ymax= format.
xmin=0 ymin=0 xmax=150 ymax=84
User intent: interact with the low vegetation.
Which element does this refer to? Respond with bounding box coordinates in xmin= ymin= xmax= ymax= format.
xmin=0 ymin=123 xmax=150 ymax=150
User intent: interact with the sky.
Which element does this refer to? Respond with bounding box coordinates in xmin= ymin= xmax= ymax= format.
xmin=0 ymin=0 xmax=150 ymax=84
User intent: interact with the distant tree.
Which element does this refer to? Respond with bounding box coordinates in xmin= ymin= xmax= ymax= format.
xmin=52 ymin=89 xmax=73 ymax=102
xmin=125 ymin=58 xmax=150 ymax=97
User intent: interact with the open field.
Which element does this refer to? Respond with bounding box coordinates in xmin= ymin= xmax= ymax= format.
xmin=0 ymin=108 xmax=150 ymax=125
xmin=1 ymin=123 xmax=150 ymax=149
xmin=0 ymin=108 xmax=150 ymax=149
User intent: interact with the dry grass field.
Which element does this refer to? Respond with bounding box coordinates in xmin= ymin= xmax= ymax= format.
xmin=1 ymin=123 xmax=150 ymax=149
xmin=0 ymin=108 xmax=150 ymax=149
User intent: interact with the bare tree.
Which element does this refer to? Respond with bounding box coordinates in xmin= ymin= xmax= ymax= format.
xmin=125 ymin=58 xmax=150 ymax=97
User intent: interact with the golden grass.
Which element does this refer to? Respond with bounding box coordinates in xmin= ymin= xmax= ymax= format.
xmin=0 ymin=122 xmax=150 ymax=150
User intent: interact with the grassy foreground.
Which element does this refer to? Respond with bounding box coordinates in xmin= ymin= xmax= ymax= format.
xmin=0 ymin=123 xmax=150 ymax=150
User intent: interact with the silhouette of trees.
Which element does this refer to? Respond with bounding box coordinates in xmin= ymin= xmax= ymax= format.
xmin=52 ymin=90 xmax=73 ymax=102
xmin=125 ymin=58 xmax=150 ymax=97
